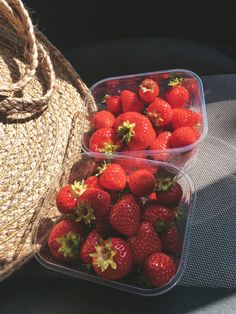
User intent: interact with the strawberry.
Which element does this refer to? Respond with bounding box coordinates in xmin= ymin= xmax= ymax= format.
xmin=156 ymin=178 xmax=183 ymax=207
xmin=149 ymin=131 xmax=172 ymax=162
xmin=146 ymin=97 xmax=173 ymax=127
xmin=85 ymin=176 xmax=103 ymax=189
xmin=182 ymin=77 xmax=198 ymax=94
xmin=48 ymin=219 xmax=85 ymax=261
xmin=90 ymin=238 xmax=133 ymax=280
xmin=92 ymin=110 xmax=115 ymax=129
xmin=109 ymin=194 xmax=141 ymax=237
xmin=89 ymin=127 xmax=122 ymax=153
xmin=165 ymin=78 xmax=189 ymax=108
xmin=143 ymin=201 xmax=176 ymax=232
xmin=114 ymin=112 xmax=156 ymax=150
xmin=144 ymin=252 xmax=177 ymax=287
xmin=128 ymin=222 xmax=162 ymax=263
xmin=139 ymin=78 xmax=159 ymax=102
xmin=98 ymin=163 xmax=127 ymax=191
xmin=160 ymin=226 xmax=181 ymax=254
xmin=76 ymin=188 xmax=111 ymax=224
xmin=105 ymin=95 xmax=122 ymax=116
xmin=120 ymin=90 xmax=144 ymax=113
xmin=170 ymin=126 xmax=200 ymax=148
xmin=128 ymin=169 xmax=156 ymax=197
xmin=56 ymin=181 xmax=88 ymax=214
xmin=147 ymin=192 xmax=158 ymax=201
xmin=80 ymin=229 xmax=102 ymax=264
xmin=171 ymin=108 xmax=202 ymax=130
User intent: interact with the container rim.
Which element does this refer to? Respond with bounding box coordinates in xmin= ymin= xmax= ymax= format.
xmin=32 ymin=151 xmax=196 ymax=296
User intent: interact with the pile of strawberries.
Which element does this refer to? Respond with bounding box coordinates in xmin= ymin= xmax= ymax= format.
xmin=47 ymin=157 xmax=184 ymax=288
xmin=87 ymin=76 xmax=202 ymax=160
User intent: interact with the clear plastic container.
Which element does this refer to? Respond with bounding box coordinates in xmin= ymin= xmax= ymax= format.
xmin=82 ymin=69 xmax=208 ymax=169
xmin=32 ymin=152 xmax=196 ymax=296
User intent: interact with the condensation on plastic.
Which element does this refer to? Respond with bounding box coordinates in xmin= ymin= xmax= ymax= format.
xmin=81 ymin=69 xmax=208 ymax=169
xmin=32 ymin=152 xmax=196 ymax=296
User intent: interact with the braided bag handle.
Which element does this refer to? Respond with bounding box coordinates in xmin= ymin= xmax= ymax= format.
xmin=0 ymin=0 xmax=56 ymax=115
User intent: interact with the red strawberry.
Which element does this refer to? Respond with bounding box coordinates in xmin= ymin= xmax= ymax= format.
xmin=90 ymin=238 xmax=133 ymax=280
xmin=128 ymin=169 xmax=156 ymax=197
xmin=89 ymin=127 xmax=122 ymax=153
xmin=160 ymin=226 xmax=181 ymax=254
xmin=146 ymin=97 xmax=173 ymax=127
xmin=120 ymin=90 xmax=144 ymax=113
xmin=156 ymin=178 xmax=183 ymax=207
xmin=76 ymin=188 xmax=111 ymax=224
xmin=143 ymin=201 xmax=176 ymax=232
xmin=98 ymin=163 xmax=127 ymax=191
xmin=170 ymin=126 xmax=200 ymax=148
xmin=139 ymin=78 xmax=159 ymax=102
xmin=85 ymin=176 xmax=103 ymax=189
xmin=171 ymin=108 xmax=202 ymax=130
xmin=182 ymin=77 xmax=198 ymax=94
xmin=109 ymin=194 xmax=141 ymax=237
xmin=92 ymin=110 xmax=115 ymax=129
xmin=145 ymin=252 xmax=177 ymax=287
xmin=105 ymin=95 xmax=122 ymax=116
xmin=80 ymin=229 xmax=102 ymax=264
xmin=149 ymin=131 xmax=172 ymax=162
xmin=165 ymin=78 xmax=189 ymax=108
xmin=128 ymin=222 xmax=162 ymax=263
xmin=147 ymin=192 xmax=158 ymax=201
xmin=56 ymin=181 xmax=88 ymax=214
xmin=114 ymin=112 xmax=156 ymax=150
xmin=48 ymin=219 xmax=85 ymax=261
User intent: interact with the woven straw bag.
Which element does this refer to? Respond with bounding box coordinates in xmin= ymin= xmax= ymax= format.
xmin=0 ymin=0 xmax=89 ymax=280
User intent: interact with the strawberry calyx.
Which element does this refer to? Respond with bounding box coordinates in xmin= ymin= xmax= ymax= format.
xmin=102 ymin=94 xmax=110 ymax=103
xmin=154 ymin=220 xmax=174 ymax=233
xmin=57 ymin=231 xmax=81 ymax=258
xmin=147 ymin=110 xmax=164 ymax=124
xmin=95 ymin=161 xmax=110 ymax=176
xmin=117 ymin=120 xmax=136 ymax=143
xmin=71 ymin=180 xmax=88 ymax=197
xmin=156 ymin=177 xmax=173 ymax=192
xmin=168 ymin=77 xmax=183 ymax=87
xmin=98 ymin=141 xmax=120 ymax=153
xmin=90 ymin=239 xmax=117 ymax=272
xmin=76 ymin=201 xmax=96 ymax=224
xmin=140 ymin=83 xmax=155 ymax=93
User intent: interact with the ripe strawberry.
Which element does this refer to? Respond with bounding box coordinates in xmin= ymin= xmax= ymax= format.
xmin=146 ymin=97 xmax=173 ymax=127
xmin=80 ymin=229 xmax=102 ymax=264
xmin=170 ymin=126 xmax=200 ymax=148
xmin=48 ymin=219 xmax=85 ymax=261
xmin=128 ymin=222 xmax=162 ymax=263
xmin=90 ymin=238 xmax=133 ymax=280
xmin=139 ymin=78 xmax=159 ymax=102
xmin=109 ymin=194 xmax=141 ymax=237
xmin=149 ymin=131 xmax=172 ymax=162
xmin=156 ymin=178 xmax=183 ymax=207
xmin=182 ymin=77 xmax=198 ymax=94
xmin=85 ymin=176 xmax=103 ymax=189
xmin=76 ymin=188 xmax=111 ymax=224
xmin=56 ymin=181 xmax=88 ymax=214
xmin=128 ymin=169 xmax=156 ymax=197
xmin=92 ymin=110 xmax=115 ymax=129
xmin=160 ymin=226 xmax=181 ymax=254
xmin=114 ymin=112 xmax=156 ymax=150
xmin=143 ymin=201 xmax=176 ymax=232
xmin=171 ymin=108 xmax=202 ymax=130
xmin=89 ymin=127 xmax=122 ymax=153
xmin=165 ymin=78 xmax=189 ymax=108
xmin=120 ymin=90 xmax=144 ymax=113
xmin=98 ymin=163 xmax=127 ymax=191
xmin=147 ymin=192 xmax=158 ymax=201
xmin=145 ymin=252 xmax=177 ymax=287
xmin=105 ymin=95 xmax=122 ymax=116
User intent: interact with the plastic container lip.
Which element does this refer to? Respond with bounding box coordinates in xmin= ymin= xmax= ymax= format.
xmin=82 ymin=68 xmax=208 ymax=155
xmin=32 ymin=152 xmax=196 ymax=297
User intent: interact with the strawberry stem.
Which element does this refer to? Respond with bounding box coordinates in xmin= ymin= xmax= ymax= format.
xmin=117 ymin=120 xmax=135 ymax=143
xmin=168 ymin=77 xmax=183 ymax=87
xmin=57 ymin=232 xmax=81 ymax=258
xmin=95 ymin=161 xmax=110 ymax=176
